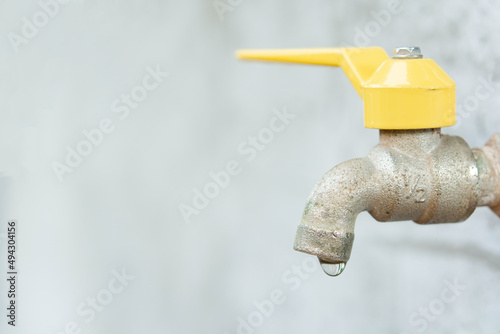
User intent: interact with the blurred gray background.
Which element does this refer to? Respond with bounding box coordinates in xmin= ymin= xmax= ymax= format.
xmin=0 ymin=0 xmax=500 ymax=333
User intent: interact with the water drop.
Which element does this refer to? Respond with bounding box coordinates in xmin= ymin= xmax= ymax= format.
xmin=319 ymin=258 xmax=346 ymax=277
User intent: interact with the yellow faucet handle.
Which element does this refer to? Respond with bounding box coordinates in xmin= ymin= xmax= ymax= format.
xmin=236 ymin=46 xmax=456 ymax=130
xmin=236 ymin=47 xmax=389 ymax=97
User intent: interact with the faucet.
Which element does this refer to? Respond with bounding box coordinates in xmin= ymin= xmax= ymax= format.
xmin=236 ymin=46 xmax=500 ymax=276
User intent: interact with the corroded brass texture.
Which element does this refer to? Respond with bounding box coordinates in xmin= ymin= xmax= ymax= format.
xmin=294 ymin=130 xmax=500 ymax=264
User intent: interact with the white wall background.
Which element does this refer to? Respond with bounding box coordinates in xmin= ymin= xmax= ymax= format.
xmin=0 ymin=0 xmax=500 ymax=333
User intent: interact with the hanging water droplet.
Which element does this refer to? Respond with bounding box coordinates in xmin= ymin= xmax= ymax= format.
xmin=319 ymin=258 xmax=346 ymax=277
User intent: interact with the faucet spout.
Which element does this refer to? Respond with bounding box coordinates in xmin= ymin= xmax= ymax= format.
xmin=294 ymin=158 xmax=378 ymax=264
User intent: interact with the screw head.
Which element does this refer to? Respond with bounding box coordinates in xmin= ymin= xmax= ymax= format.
xmin=393 ymin=46 xmax=423 ymax=59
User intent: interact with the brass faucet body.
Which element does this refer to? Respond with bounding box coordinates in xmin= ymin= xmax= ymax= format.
xmin=294 ymin=130 xmax=500 ymax=264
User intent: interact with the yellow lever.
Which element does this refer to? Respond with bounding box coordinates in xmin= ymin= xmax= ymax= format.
xmin=236 ymin=47 xmax=389 ymax=97
xmin=236 ymin=46 xmax=456 ymax=130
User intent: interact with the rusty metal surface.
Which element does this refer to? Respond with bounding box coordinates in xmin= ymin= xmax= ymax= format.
xmin=475 ymin=133 xmax=500 ymax=214
xmin=294 ymin=130 xmax=500 ymax=271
